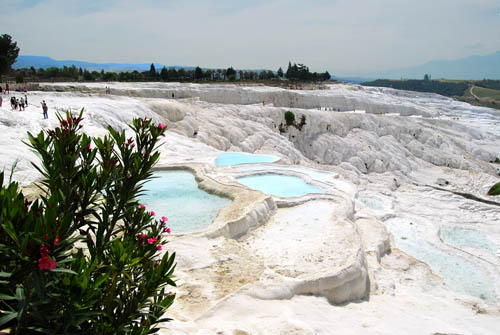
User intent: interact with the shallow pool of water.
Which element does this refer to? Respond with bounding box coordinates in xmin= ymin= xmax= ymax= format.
xmin=384 ymin=218 xmax=497 ymax=302
xmin=237 ymin=165 xmax=333 ymax=182
xmin=359 ymin=197 xmax=384 ymax=210
xmin=139 ymin=171 xmax=231 ymax=233
xmin=216 ymin=152 xmax=279 ymax=166
xmin=440 ymin=226 xmax=496 ymax=252
xmin=236 ymin=174 xmax=325 ymax=198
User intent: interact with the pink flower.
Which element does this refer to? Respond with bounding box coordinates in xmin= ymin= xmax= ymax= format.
xmin=85 ymin=143 xmax=91 ymax=151
xmin=168 ymin=291 xmax=173 ymax=295
xmin=150 ymin=211 xmax=155 ymax=217
xmin=164 ymin=227 xmax=171 ymax=234
xmin=53 ymin=236 xmax=60 ymax=247
xmin=38 ymin=255 xmax=56 ymax=271
xmin=161 ymin=216 xmax=168 ymax=223
xmin=161 ymin=134 xmax=166 ymax=137
xmin=139 ymin=233 xmax=147 ymax=240
xmin=156 ymin=244 xmax=162 ymax=251
xmin=147 ymin=236 xmax=157 ymax=245
xmin=139 ymin=204 xmax=146 ymax=209
xmin=158 ymin=123 xmax=165 ymax=130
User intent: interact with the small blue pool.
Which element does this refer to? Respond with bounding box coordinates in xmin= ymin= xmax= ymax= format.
xmin=237 ymin=166 xmax=332 ymax=182
xmin=236 ymin=174 xmax=325 ymax=198
xmin=216 ymin=152 xmax=279 ymax=166
xmin=440 ymin=226 xmax=496 ymax=252
xmin=139 ymin=171 xmax=231 ymax=233
xmin=384 ymin=218 xmax=497 ymax=302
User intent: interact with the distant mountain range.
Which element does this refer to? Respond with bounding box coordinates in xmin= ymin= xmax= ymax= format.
xmin=13 ymin=51 xmax=500 ymax=81
xmin=358 ymin=51 xmax=500 ymax=81
xmin=13 ymin=55 xmax=190 ymax=72
xmin=13 ymin=55 xmax=268 ymax=74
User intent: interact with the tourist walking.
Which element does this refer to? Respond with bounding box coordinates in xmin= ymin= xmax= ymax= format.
xmin=20 ymin=97 xmax=25 ymax=111
xmin=0 ymin=86 xmax=3 ymax=94
xmin=41 ymin=100 xmax=48 ymax=119
xmin=24 ymin=94 xmax=28 ymax=106
xmin=5 ymin=84 xmax=9 ymax=94
xmin=0 ymin=95 xmax=3 ymax=107
xmin=10 ymin=96 xmax=15 ymax=109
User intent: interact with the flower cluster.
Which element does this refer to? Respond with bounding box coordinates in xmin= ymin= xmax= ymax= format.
xmin=137 ymin=204 xmax=171 ymax=252
xmin=158 ymin=123 xmax=166 ymax=137
xmin=38 ymin=244 xmax=56 ymax=271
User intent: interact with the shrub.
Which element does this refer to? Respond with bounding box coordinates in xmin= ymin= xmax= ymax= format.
xmin=284 ymin=111 xmax=295 ymax=126
xmin=0 ymin=110 xmax=176 ymax=334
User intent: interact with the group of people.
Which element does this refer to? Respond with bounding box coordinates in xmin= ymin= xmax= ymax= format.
xmin=1 ymin=83 xmax=50 ymax=119
xmin=0 ymin=83 xmax=28 ymax=94
xmin=317 ymin=107 xmax=341 ymax=111
xmin=9 ymin=95 xmax=28 ymax=111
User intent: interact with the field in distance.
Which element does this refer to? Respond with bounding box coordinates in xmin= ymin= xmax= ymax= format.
xmin=363 ymin=79 xmax=500 ymax=111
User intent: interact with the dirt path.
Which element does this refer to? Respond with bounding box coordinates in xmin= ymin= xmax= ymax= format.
xmin=470 ymin=85 xmax=480 ymax=100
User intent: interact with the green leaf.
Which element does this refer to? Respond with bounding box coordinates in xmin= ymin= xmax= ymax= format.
xmin=50 ymin=268 xmax=78 ymax=275
xmin=0 ymin=311 xmax=18 ymax=326
xmin=488 ymin=181 xmax=500 ymax=196
xmin=0 ymin=294 xmax=17 ymax=300
xmin=94 ymin=273 xmax=110 ymax=288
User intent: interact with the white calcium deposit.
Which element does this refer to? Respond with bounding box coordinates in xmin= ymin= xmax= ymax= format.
xmin=2 ymin=82 xmax=500 ymax=334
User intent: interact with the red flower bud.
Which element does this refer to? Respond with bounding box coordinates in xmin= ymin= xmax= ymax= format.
xmin=40 ymin=244 xmax=50 ymax=257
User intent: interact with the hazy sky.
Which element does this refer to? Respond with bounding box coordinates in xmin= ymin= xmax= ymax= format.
xmin=2 ymin=0 xmax=499 ymax=74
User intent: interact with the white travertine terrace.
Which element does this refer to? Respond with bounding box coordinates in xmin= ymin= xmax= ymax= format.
xmin=2 ymin=82 xmax=500 ymax=334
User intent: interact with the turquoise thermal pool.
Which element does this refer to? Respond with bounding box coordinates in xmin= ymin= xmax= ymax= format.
xmin=216 ymin=152 xmax=279 ymax=166
xmin=359 ymin=197 xmax=384 ymax=210
xmin=236 ymin=174 xmax=325 ymax=198
xmin=384 ymin=218 xmax=497 ymax=302
xmin=139 ymin=171 xmax=231 ymax=233
xmin=440 ymin=226 xmax=497 ymax=252
xmin=236 ymin=165 xmax=332 ymax=182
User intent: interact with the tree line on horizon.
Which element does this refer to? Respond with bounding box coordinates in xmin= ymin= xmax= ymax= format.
xmin=1 ymin=34 xmax=333 ymax=83
xmin=8 ymin=61 xmax=332 ymax=84
xmin=362 ymin=78 xmax=469 ymax=97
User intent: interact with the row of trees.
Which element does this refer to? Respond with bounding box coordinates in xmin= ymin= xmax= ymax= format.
xmin=2 ymin=34 xmax=332 ymax=83
xmin=362 ymin=79 xmax=469 ymax=97
xmin=153 ymin=64 xmax=278 ymax=82
xmin=475 ymin=79 xmax=500 ymax=90
xmin=282 ymin=62 xmax=331 ymax=81
xmin=13 ymin=62 xmax=331 ymax=83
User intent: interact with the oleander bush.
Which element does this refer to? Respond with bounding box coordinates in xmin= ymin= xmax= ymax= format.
xmin=0 ymin=110 xmax=176 ymax=334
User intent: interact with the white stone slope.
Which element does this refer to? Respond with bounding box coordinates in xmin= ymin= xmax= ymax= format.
xmin=1 ymin=82 xmax=500 ymax=334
